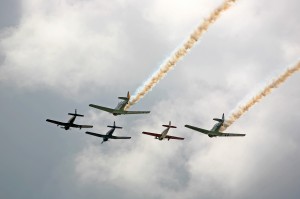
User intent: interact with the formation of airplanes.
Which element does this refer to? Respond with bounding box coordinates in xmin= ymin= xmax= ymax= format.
xmin=46 ymin=92 xmax=245 ymax=144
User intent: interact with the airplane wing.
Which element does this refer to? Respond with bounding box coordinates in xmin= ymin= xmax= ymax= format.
xmin=86 ymin=132 xmax=131 ymax=139
xmin=142 ymin=132 xmax=161 ymax=137
xmin=184 ymin=125 xmax=211 ymax=135
xmin=114 ymin=110 xmax=151 ymax=115
xmin=89 ymin=104 xmax=150 ymax=115
xmin=165 ymin=135 xmax=184 ymax=140
xmin=185 ymin=125 xmax=245 ymax=137
xmin=80 ymin=125 xmax=93 ymax=128
xmin=109 ymin=135 xmax=131 ymax=139
xmin=46 ymin=119 xmax=67 ymax=126
xmin=217 ymin=132 xmax=246 ymax=137
xmin=86 ymin=131 xmax=106 ymax=138
xmin=89 ymin=104 xmax=115 ymax=113
xmin=72 ymin=124 xmax=93 ymax=129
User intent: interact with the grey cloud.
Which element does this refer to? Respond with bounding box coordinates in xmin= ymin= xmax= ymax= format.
xmin=0 ymin=0 xmax=21 ymax=29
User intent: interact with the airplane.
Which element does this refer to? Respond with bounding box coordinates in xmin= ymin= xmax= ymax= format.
xmin=89 ymin=91 xmax=150 ymax=116
xmin=46 ymin=109 xmax=93 ymax=130
xmin=184 ymin=113 xmax=245 ymax=138
xmin=142 ymin=121 xmax=184 ymax=141
xmin=85 ymin=121 xmax=131 ymax=144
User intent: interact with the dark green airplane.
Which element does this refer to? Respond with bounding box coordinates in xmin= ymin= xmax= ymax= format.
xmin=46 ymin=109 xmax=93 ymax=130
xmin=89 ymin=91 xmax=150 ymax=116
xmin=185 ymin=113 xmax=245 ymax=138
xmin=86 ymin=121 xmax=131 ymax=144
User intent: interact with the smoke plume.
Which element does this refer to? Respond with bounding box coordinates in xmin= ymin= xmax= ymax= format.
xmin=125 ymin=0 xmax=237 ymax=110
xmin=221 ymin=61 xmax=300 ymax=131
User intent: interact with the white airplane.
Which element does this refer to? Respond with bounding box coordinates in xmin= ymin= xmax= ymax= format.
xmin=185 ymin=113 xmax=245 ymax=138
xmin=89 ymin=91 xmax=150 ymax=116
xmin=142 ymin=121 xmax=184 ymax=141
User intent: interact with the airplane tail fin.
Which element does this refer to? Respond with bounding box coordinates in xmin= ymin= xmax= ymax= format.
xmin=162 ymin=121 xmax=177 ymax=128
xmin=107 ymin=121 xmax=123 ymax=129
xmin=68 ymin=109 xmax=84 ymax=117
xmin=118 ymin=91 xmax=130 ymax=101
xmin=213 ymin=113 xmax=225 ymax=123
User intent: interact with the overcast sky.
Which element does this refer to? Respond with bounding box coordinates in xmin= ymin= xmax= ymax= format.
xmin=0 ymin=0 xmax=300 ymax=199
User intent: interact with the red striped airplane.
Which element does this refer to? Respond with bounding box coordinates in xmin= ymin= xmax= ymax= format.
xmin=142 ymin=122 xmax=184 ymax=141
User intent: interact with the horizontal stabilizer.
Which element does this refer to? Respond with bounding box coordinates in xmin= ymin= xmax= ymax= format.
xmin=118 ymin=91 xmax=130 ymax=101
xmin=213 ymin=118 xmax=223 ymax=123
xmin=68 ymin=109 xmax=84 ymax=117
xmin=68 ymin=113 xmax=84 ymax=117
xmin=162 ymin=121 xmax=176 ymax=128
xmin=107 ymin=125 xmax=122 ymax=129
xmin=213 ymin=113 xmax=225 ymax=123
xmin=118 ymin=97 xmax=129 ymax=100
xmin=162 ymin=125 xmax=177 ymax=128
xmin=107 ymin=121 xmax=122 ymax=129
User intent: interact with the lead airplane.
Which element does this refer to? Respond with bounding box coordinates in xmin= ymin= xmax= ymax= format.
xmin=142 ymin=121 xmax=184 ymax=141
xmin=89 ymin=92 xmax=150 ymax=116
xmin=86 ymin=121 xmax=131 ymax=144
xmin=46 ymin=109 xmax=93 ymax=130
xmin=185 ymin=113 xmax=245 ymax=138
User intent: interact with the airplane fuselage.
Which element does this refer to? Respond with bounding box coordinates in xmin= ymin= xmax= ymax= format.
xmin=208 ymin=122 xmax=223 ymax=137
xmin=113 ymin=101 xmax=128 ymax=116
xmin=63 ymin=116 xmax=76 ymax=130
xmin=103 ymin=128 xmax=116 ymax=142
xmin=157 ymin=128 xmax=170 ymax=140
xmin=68 ymin=116 xmax=76 ymax=124
xmin=211 ymin=122 xmax=222 ymax=132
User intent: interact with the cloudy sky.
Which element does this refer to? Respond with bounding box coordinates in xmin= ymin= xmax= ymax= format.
xmin=0 ymin=0 xmax=299 ymax=198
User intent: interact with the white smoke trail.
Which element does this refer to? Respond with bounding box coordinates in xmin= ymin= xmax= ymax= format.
xmin=221 ymin=60 xmax=300 ymax=131
xmin=125 ymin=0 xmax=237 ymax=110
